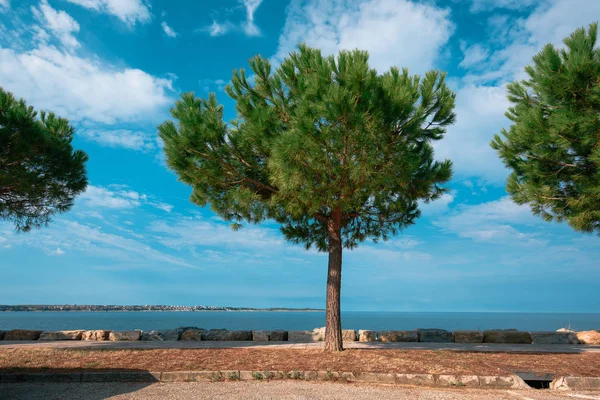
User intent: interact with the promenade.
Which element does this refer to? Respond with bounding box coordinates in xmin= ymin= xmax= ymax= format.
xmin=1 ymin=340 xmax=599 ymax=353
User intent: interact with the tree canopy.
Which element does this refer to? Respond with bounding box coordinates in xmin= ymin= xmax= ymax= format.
xmin=491 ymin=23 xmax=600 ymax=235
xmin=0 ymin=87 xmax=88 ymax=232
xmin=159 ymin=45 xmax=456 ymax=350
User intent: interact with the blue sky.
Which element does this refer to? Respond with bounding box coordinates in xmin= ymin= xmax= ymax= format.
xmin=0 ymin=0 xmax=599 ymax=312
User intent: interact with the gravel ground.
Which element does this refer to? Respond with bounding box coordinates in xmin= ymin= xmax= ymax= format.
xmin=1 ymin=381 xmax=600 ymax=400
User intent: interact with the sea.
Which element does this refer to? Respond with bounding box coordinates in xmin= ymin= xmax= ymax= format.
xmin=1 ymin=311 xmax=599 ymax=332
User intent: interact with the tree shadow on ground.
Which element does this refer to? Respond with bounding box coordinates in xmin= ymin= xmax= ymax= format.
xmin=0 ymin=368 xmax=158 ymax=400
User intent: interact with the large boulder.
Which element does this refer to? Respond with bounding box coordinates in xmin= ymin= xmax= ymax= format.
xmin=39 ymin=330 xmax=84 ymax=340
xmin=483 ymin=330 xmax=532 ymax=344
xmin=0 ymin=330 xmax=5 ymax=340
xmin=142 ymin=330 xmax=180 ymax=341
xmin=179 ymin=328 xmax=205 ymax=341
xmin=377 ymin=330 xmax=418 ymax=342
xmin=530 ymin=331 xmax=579 ymax=344
xmin=82 ymin=330 xmax=110 ymax=341
xmin=358 ymin=330 xmax=376 ymax=342
xmin=4 ymin=330 xmax=43 ymax=340
xmin=417 ymin=329 xmax=452 ymax=343
xmin=453 ymin=330 xmax=484 ymax=343
xmin=342 ymin=329 xmax=357 ymax=341
xmin=577 ymin=330 xmax=600 ymax=345
xmin=109 ymin=330 xmax=141 ymax=341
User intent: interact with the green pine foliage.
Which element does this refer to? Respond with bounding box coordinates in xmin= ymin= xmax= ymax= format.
xmin=0 ymin=87 xmax=88 ymax=232
xmin=159 ymin=45 xmax=456 ymax=250
xmin=491 ymin=23 xmax=600 ymax=235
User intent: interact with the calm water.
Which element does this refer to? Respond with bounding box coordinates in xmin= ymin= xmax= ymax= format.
xmin=0 ymin=311 xmax=598 ymax=332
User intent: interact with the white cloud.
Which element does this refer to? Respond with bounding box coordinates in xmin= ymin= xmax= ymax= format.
xmin=0 ymin=0 xmax=8 ymax=11
xmin=80 ymin=186 xmax=144 ymax=209
xmin=32 ymin=0 xmax=80 ymax=49
xmin=79 ymin=129 xmax=156 ymax=151
xmin=434 ymin=84 xmax=510 ymax=181
xmin=79 ymin=185 xmax=173 ymax=213
xmin=458 ymin=42 xmax=489 ymax=68
xmin=273 ymin=0 xmax=454 ymax=74
xmin=202 ymin=0 xmax=263 ymax=37
xmin=434 ymin=197 xmax=542 ymax=244
xmin=420 ymin=192 xmax=455 ymax=216
xmin=199 ymin=78 xmax=227 ymax=93
xmin=65 ymin=0 xmax=151 ymax=26
xmin=161 ymin=21 xmax=177 ymax=38
xmin=0 ymin=45 xmax=173 ymax=124
xmin=149 ymin=218 xmax=284 ymax=251
xmin=242 ymin=0 xmax=263 ymax=36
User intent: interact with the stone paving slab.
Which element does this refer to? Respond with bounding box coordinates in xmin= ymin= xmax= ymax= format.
xmin=1 ymin=340 xmax=599 ymax=353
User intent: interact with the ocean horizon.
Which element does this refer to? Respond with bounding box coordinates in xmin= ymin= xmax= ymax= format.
xmin=1 ymin=311 xmax=598 ymax=332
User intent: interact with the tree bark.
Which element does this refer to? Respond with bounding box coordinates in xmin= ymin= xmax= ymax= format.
xmin=324 ymin=208 xmax=344 ymax=352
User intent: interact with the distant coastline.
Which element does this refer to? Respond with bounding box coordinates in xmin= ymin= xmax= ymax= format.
xmin=0 ymin=305 xmax=324 ymax=312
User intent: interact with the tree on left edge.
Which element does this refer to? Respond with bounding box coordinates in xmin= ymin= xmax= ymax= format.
xmin=0 ymin=87 xmax=88 ymax=232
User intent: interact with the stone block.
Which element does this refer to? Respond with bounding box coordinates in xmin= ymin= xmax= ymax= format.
xmin=576 ymin=330 xmax=600 ymax=345
xmin=288 ymin=330 xmax=322 ymax=342
xmin=377 ymin=330 xmax=418 ymax=342
xmin=82 ymin=330 xmax=110 ymax=341
xmin=108 ymin=330 xmax=141 ymax=341
xmin=551 ymin=376 xmax=600 ymax=390
xmin=269 ymin=330 xmax=288 ymax=341
xmin=418 ymin=329 xmax=452 ymax=342
xmin=252 ymin=330 xmax=269 ymax=341
xmin=342 ymin=329 xmax=357 ymax=341
xmin=0 ymin=331 xmax=5 ymax=340
xmin=82 ymin=372 xmax=159 ymax=382
xmin=437 ymin=375 xmax=480 ymax=387
xmin=453 ymin=330 xmax=483 ymax=343
xmin=4 ymin=330 xmax=43 ymax=340
xmin=358 ymin=330 xmax=376 ymax=342
xmin=224 ymin=330 xmax=252 ymax=341
xmin=530 ymin=331 xmax=579 ymax=344
xmin=483 ymin=330 xmax=532 ymax=344
xmin=142 ymin=330 xmax=180 ymax=341
xmin=355 ymin=372 xmax=396 ymax=383
xmin=39 ymin=330 xmax=84 ymax=340
xmin=479 ymin=375 xmax=528 ymax=389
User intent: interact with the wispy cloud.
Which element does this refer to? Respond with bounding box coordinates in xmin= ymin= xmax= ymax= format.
xmin=79 ymin=129 xmax=157 ymax=152
xmin=32 ymin=0 xmax=80 ymax=49
xmin=201 ymin=0 xmax=263 ymax=37
xmin=161 ymin=21 xmax=177 ymax=38
xmin=79 ymin=185 xmax=173 ymax=213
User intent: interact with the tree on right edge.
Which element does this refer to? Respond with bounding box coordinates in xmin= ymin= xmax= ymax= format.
xmin=491 ymin=23 xmax=600 ymax=235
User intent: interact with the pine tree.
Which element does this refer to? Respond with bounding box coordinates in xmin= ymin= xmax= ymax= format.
xmin=491 ymin=23 xmax=600 ymax=235
xmin=0 ymin=87 xmax=88 ymax=232
xmin=159 ymin=45 xmax=456 ymax=351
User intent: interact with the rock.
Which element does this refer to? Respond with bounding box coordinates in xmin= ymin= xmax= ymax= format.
xmin=312 ymin=327 xmax=326 ymax=341
xmin=252 ymin=330 xmax=270 ymax=341
xmin=377 ymin=330 xmax=418 ymax=342
xmin=82 ymin=330 xmax=110 ymax=341
xmin=4 ymin=330 xmax=43 ymax=340
xmin=180 ymin=329 xmax=205 ymax=341
xmin=224 ymin=330 xmax=252 ymax=341
xmin=556 ymin=328 xmax=575 ymax=333
xmin=417 ymin=329 xmax=452 ymax=342
xmin=453 ymin=330 xmax=484 ymax=343
xmin=269 ymin=330 xmax=288 ymax=341
xmin=0 ymin=330 xmax=5 ymax=340
xmin=201 ymin=329 xmax=228 ymax=341
xmin=39 ymin=330 xmax=84 ymax=340
xmin=108 ymin=330 xmax=141 ymax=341
xmin=576 ymin=330 xmax=600 ymax=345
xmin=358 ymin=330 xmax=376 ymax=342
xmin=530 ymin=331 xmax=579 ymax=344
xmin=141 ymin=330 xmax=180 ymax=341
xmin=483 ymin=330 xmax=532 ymax=344
xmin=342 ymin=329 xmax=357 ymax=341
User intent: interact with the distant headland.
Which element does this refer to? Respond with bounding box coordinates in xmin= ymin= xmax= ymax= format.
xmin=0 ymin=305 xmax=324 ymax=312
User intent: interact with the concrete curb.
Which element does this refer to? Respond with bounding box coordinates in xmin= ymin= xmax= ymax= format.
xmin=1 ymin=370 xmax=586 ymax=389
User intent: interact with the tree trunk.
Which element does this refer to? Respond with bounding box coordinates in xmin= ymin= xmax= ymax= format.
xmin=324 ymin=209 xmax=343 ymax=352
